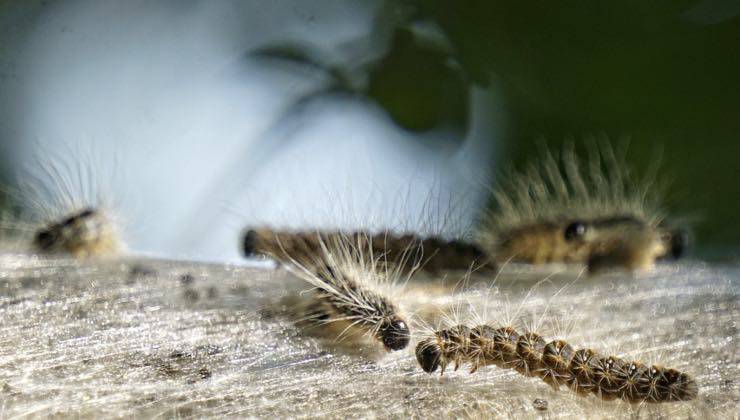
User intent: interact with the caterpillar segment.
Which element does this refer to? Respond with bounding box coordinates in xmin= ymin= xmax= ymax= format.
xmin=7 ymin=146 xmax=125 ymax=258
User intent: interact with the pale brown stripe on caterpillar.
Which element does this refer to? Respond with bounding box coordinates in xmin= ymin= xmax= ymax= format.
xmin=416 ymin=324 xmax=698 ymax=403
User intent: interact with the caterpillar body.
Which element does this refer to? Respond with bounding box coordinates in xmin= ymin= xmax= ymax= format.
xmin=491 ymin=215 xmax=684 ymax=274
xmin=31 ymin=207 xmax=120 ymax=257
xmin=242 ymin=228 xmax=496 ymax=274
xmin=277 ymin=232 xmax=411 ymax=351
xmin=4 ymin=147 xmax=124 ymax=258
xmin=415 ymin=324 xmax=698 ymax=403
xmin=479 ymin=143 xmax=687 ymax=273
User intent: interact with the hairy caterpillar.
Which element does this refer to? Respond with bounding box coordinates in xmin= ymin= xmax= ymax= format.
xmin=278 ymin=231 xmax=411 ymax=351
xmin=415 ymin=324 xmax=698 ymax=403
xmin=31 ymin=207 xmax=119 ymax=257
xmin=479 ymin=143 xmax=687 ymax=273
xmin=242 ymin=228 xmax=496 ymax=273
xmin=2 ymin=146 xmax=123 ymax=258
xmin=238 ymin=143 xmax=687 ymax=274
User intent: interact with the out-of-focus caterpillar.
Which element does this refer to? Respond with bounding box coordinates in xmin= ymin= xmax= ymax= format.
xmin=479 ymin=143 xmax=687 ymax=273
xmin=415 ymin=324 xmax=698 ymax=403
xmin=278 ymin=231 xmax=411 ymax=351
xmin=242 ymin=228 xmax=497 ymax=273
xmin=31 ymin=207 xmax=119 ymax=257
xmin=240 ymin=144 xmax=688 ymax=274
xmin=1 ymin=146 xmax=123 ymax=258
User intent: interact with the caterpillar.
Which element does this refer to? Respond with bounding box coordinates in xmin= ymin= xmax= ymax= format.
xmin=415 ymin=324 xmax=698 ymax=403
xmin=31 ymin=206 xmax=119 ymax=257
xmin=242 ymin=228 xmax=497 ymax=274
xmin=278 ymin=231 xmax=411 ymax=351
xmin=1 ymin=146 xmax=123 ymax=258
xmin=239 ymin=143 xmax=687 ymax=275
xmin=478 ymin=143 xmax=687 ymax=273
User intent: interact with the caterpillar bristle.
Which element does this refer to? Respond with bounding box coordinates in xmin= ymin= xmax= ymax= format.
xmin=278 ymin=232 xmax=411 ymax=351
xmin=415 ymin=324 xmax=698 ymax=403
xmin=478 ymin=142 xmax=686 ymax=273
xmin=241 ymin=228 xmax=497 ymax=274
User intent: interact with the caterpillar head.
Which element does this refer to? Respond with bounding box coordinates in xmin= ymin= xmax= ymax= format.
xmin=663 ymin=228 xmax=689 ymax=260
xmin=33 ymin=207 xmax=119 ymax=257
xmin=241 ymin=229 xmax=259 ymax=257
xmin=416 ymin=338 xmax=443 ymax=373
xmin=377 ymin=316 xmax=410 ymax=351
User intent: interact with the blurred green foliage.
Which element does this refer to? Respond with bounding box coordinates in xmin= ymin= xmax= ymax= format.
xmin=368 ymin=28 xmax=469 ymax=132
xmin=375 ymin=0 xmax=739 ymax=249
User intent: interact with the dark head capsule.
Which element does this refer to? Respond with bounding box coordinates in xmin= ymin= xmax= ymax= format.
xmin=242 ymin=229 xmax=258 ymax=257
xmin=670 ymin=229 xmax=689 ymax=259
xmin=415 ymin=339 xmax=442 ymax=373
xmin=33 ymin=230 xmax=57 ymax=251
xmin=379 ymin=317 xmax=410 ymax=351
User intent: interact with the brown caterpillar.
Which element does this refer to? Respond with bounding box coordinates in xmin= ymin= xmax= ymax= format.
xmin=242 ymin=228 xmax=497 ymax=274
xmin=415 ymin=324 xmax=698 ymax=403
xmin=478 ymin=143 xmax=687 ymax=273
xmin=240 ymin=144 xmax=687 ymax=274
xmin=31 ymin=207 xmax=120 ymax=257
xmin=277 ymin=232 xmax=411 ymax=351
xmin=3 ymin=147 xmax=123 ymax=258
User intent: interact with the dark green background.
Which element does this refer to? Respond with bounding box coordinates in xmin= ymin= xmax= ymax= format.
xmin=370 ymin=1 xmax=739 ymax=252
